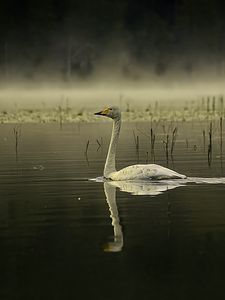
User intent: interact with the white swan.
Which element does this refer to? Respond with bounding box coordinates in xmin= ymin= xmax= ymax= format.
xmin=95 ymin=106 xmax=186 ymax=181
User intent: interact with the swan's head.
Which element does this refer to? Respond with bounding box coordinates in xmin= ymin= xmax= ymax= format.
xmin=95 ymin=106 xmax=121 ymax=120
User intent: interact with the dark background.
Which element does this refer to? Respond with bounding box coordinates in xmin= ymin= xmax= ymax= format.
xmin=1 ymin=0 xmax=225 ymax=82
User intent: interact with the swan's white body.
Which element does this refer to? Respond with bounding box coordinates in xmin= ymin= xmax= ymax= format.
xmin=95 ymin=106 xmax=186 ymax=181
xmin=109 ymin=164 xmax=186 ymax=180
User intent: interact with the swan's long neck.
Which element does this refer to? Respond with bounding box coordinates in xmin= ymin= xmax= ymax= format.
xmin=104 ymin=118 xmax=121 ymax=178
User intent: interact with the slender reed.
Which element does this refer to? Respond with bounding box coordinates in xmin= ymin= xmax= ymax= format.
xmin=85 ymin=140 xmax=90 ymax=154
xmin=203 ymin=130 xmax=206 ymax=152
xmin=185 ymin=138 xmax=189 ymax=148
xmin=150 ymin=128 xmax=156 ymax=161
xmin=163 ymin=134 xmax=169 ymax=164
xmin=13 ymin=125 xmax=21 ymax=161
xmin=58 ymin=105 xmax=63 ymax=129
xmin=146 ymin=151 xmax=149 ymax=163
xmin=171 ymin=127 xmax=178 ymax=155
xmin=220 ymin=117 xmax=223 ymax=154
xmin=207 ymin=97 xmax=210 ymax=114
xmin=207 ymin=122 xmax=212 ymax=166
xmin=133 ymin=130 xmax=139 ymax=152
xmin=96 ymin=139 xmax=102 ymax=151
xmin=212 ymin=97 xmax=215 ymax=114
xmin=220 ymin=96 xmax=224 ymax=116
xmin=84 ymin=140 xmax=90 ymax=166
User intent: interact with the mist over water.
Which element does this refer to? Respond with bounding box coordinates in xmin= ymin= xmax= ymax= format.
xmin=1 ymin=0 xmax=225 ymax=112
xmin=1 ymin=79 xmax=225 ymax=111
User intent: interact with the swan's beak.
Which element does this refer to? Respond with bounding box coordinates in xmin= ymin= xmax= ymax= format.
xmin=94 ymin=111 xmax=103 ymax=116
xmin=94 ymin=108 xmax=109 ymax=116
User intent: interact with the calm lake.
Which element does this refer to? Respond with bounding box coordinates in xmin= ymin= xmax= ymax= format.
xmin=1 ymin=121 xmax=225 ymax=300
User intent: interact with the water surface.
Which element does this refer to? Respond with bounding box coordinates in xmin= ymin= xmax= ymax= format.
xmin=0 ymin=122 xmax=225 ymax=300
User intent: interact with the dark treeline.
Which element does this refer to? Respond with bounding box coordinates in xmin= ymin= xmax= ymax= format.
xmin=1 ymin=0 xmax=225 ymax=82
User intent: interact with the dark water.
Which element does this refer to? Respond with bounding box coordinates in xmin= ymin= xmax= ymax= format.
xmin=1 ymin=122 xmax=225 ymax=300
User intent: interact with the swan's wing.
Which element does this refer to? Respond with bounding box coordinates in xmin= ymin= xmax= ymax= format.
xmin=110 ymin=164 xmax=186 ymax=180
xmin=146 ymin=164 xmax=186 ymax=179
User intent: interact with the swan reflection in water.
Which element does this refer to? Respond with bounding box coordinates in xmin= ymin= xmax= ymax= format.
xmin=103 ymin=182 xmax=123 ymax=252
xmin=99 ymin=177 xmax=225 ymax=252
xmin=103 ymin=179 xmax=183 ymax=252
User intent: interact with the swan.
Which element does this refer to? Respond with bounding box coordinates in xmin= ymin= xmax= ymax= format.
xmin=95 ymin=106 xmax=187 ymax=181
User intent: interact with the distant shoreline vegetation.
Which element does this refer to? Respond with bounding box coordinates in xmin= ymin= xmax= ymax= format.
xmin=0 ymin=96 xmax=224 ymax=123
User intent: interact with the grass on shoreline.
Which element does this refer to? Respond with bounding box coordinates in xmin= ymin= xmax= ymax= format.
xmin=0 ymin=96 xmax=224 ymax=124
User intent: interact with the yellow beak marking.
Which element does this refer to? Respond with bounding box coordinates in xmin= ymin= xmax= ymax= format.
xmin=101 ymin=108 xmax=110 ymax=115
